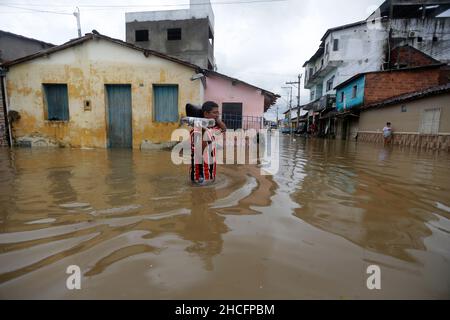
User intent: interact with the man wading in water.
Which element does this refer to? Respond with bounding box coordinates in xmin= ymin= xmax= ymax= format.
xmin=190 ymin=101 xmax=227 ymax=186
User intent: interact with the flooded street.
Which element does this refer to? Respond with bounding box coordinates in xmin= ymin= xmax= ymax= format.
xmin=0 ymin=137 xmax=449 ymax=299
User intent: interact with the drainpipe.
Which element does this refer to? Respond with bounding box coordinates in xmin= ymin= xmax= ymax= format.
xmin=387 ymin=28 xmax=393 ymax=70
xmin=386 ymin=1 xmax=393 ymax=70
xmin=0 ymin=68 xmax=12 ymax=147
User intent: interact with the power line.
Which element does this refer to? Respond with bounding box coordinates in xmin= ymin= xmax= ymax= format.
xmin=0 ymin=0 xmax=287 ymax=9
xmin=0 ymin=0 xmax=288 ymax=15
xmin=1 ymin=4 xmax=73 ymax=15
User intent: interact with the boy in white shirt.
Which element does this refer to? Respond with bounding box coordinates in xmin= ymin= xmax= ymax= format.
xmin=383 ymin=122 xmax=393 ymax=146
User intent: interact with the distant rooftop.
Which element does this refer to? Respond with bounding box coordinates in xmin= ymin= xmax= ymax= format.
xmin=0 ymin=29 xmax=55 ymax=47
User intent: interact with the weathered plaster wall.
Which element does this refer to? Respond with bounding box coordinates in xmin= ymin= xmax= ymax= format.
xmin=5 ymin=38 xmax=202 ymax=149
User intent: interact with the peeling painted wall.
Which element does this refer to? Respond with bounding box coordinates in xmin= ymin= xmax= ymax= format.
xmin=5 ymin=38 xmax=202 ymax=149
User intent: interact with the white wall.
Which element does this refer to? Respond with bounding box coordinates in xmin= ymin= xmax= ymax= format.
xmin=325 ymin=23 xmax=387 ymax=90
xmin=305 ymin=21 xmax=387 ymax=102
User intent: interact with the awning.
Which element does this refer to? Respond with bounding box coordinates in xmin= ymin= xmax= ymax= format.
xmin=335 ymin=111 xmax=360 ymax=118
xmin=320 ymin=109 xmax=338 ymax=120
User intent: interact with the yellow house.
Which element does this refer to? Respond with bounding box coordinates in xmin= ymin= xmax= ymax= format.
xmin=2 ymin=32 xmax=204 ymax=149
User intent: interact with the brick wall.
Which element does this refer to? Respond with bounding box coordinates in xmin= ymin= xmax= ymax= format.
xmin=364 ymin=67 xmax=444 ymax=105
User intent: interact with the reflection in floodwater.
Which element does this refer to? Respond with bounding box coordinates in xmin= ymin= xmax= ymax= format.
xmin=0 ymin=138 xmax=449 ymax=299
xmin=287 ymin=140 xmax=443 ymax=262
xmin=0 ymin=148 xmax=276 ymax=289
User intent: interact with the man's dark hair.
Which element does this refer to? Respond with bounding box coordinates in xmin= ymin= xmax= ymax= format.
xmin=387 ymin=122 xmax=391 ymax=126
xmin=202 ymin=101 xmax=219 ymax=113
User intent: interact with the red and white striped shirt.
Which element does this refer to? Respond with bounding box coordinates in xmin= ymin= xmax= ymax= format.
xmin=190 ymin=126 xmax=220 ymax=184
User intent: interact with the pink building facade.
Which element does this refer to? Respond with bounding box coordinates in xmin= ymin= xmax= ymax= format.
xmin=203 ymin=71 xmax=278 ymax=129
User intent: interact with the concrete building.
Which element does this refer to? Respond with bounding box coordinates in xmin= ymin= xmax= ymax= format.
xmin=0 ymin=30 xmax=55 ymax=147
xmin=125 ymin=0 xmax=215 ymax=70
xmin=302 ymin=0 xmax=450 ymax=130
xmin=358 ymin=84 xmax=450 ymax=150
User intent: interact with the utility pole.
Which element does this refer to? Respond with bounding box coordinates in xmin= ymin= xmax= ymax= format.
xmin=297 ymin=73 xmax=302 ymax=116
xmin=281 ymin=86 xmax=293 ymax=134
xmin=286 ymin=73 xmax=302 ymax=134
xmin=276 ymin=105 xmax=279 ymax=128
xmin=73 ymin=7 xmax=81 ymax=38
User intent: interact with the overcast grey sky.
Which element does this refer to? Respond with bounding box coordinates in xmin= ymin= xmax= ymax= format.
xmin=0 ymin=0 xmax=385 ymax=119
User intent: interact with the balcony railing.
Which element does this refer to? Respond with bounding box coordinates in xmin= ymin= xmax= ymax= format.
xmin=302 ymin=94 xmax=336 ymax=112
xmin=222 ymin=114 xmax=264 ymax=130
xmin=304 ymin=60 xmax=342 ymax=89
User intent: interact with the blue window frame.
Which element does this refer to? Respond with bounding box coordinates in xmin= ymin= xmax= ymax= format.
xmin=43 ymin=84 xmax=69 ymax=121
xmin=153 ymin=85 xmax=179 ymax=123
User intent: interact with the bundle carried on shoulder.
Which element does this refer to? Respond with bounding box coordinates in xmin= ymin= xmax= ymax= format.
xmin=181 ymin=103 xmax=216 ymax=128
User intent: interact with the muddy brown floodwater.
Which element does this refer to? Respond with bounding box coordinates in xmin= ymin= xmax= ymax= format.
xmin=0 ymin=137 xmax=449 ymax=299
